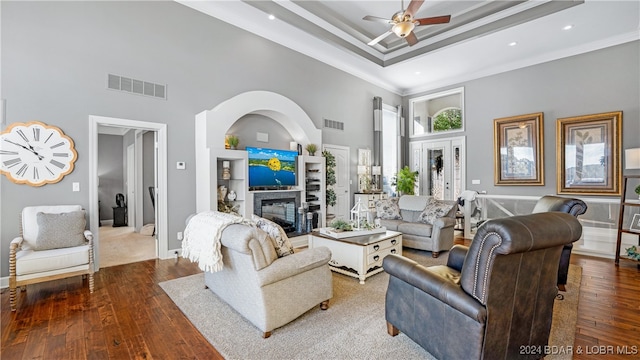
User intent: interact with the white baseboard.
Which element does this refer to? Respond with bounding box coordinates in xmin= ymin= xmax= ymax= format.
xmin=166 ymin=248 xmax=182 ymax=259
xmin=0 ymin=276 xmax=8 ymax=289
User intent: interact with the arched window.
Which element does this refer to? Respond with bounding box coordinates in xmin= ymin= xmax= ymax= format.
xmin=432 ymin=107 xmax=462 ymax=132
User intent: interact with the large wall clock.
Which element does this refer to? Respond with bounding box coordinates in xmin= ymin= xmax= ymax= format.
xmin=0 ymin=121 xmax=78 ymax=186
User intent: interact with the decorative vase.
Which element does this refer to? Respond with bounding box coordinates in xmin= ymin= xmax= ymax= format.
xmin=222 ymin=161 xmax=231 ymax=180
xmin=228 ymin=190 xmax=237 ymax=201
xmin=218 ymin=186 xmax=227 ymax=201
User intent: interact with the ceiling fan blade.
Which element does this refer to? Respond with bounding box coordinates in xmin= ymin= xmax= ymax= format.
xmin=405 ymin=31 xmax=418 ymax=46
xmin=404 ymin=0 xmax=425 ymax=19
xmin=415 ymin=15 xmax=451 ymax=26
xmin=363 ymin=15 xmax=393 ymax=24
xmin=368 ymin=30 xmax=393 ymax=46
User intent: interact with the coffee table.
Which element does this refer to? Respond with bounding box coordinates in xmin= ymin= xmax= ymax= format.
xmin=308 ymin=230 xmax=402 ymax=284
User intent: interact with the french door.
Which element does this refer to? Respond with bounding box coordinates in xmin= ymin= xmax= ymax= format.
xmin=410 ymin=136 xmax=465 ymax=201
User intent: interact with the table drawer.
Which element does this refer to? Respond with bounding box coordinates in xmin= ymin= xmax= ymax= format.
xmin=367 ymin=246 xmax=400 ymax=266
xmin=367 ymin=236 xmax=401 ymax=254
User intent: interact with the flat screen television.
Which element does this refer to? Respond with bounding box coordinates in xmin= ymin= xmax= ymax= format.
xmin=246 ymin=147 xmax=298 ymax=190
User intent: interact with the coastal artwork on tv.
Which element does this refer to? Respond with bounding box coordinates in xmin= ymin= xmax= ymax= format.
xmin=247 ymin=147 xmax=297 ymax=188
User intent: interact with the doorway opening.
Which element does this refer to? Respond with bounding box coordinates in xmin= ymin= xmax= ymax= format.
xmin=89 ymin=116 xmax=168 ymax=270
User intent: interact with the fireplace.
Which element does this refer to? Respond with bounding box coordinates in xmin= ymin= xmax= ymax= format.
xmin=253 ymin=191 xmax=301 ymax=235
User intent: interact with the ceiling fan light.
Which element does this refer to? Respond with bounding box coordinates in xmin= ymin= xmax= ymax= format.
xmin=392 ymin=21 xmax=415 ymax=37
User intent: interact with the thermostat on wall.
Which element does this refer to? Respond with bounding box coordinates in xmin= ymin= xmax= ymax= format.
xmin=176 ymin=161 xmax=186 ymax=170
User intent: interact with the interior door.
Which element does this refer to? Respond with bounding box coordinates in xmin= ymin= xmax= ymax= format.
xmin=323 ymin=144 xmax=350 ymax=221
xmin=417 ymin=137 xmax=465 ymax=201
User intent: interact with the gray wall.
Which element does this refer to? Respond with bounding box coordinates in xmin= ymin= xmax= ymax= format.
xmin=143 ymin=131 xmax=155 ymax=225
xmin=0 ymin=1 xmax=401 ymax=277
xmin=405 ymin=41 xmax=640 ymax=198
xmin=97 ymin=134 xmax=124 ymax=220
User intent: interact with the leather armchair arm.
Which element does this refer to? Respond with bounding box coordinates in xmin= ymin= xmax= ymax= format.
xmin=257 ymin=246 xmax=331 ymax=287
xmin=383 ymin=254 xmax=486 ymax=323
xmin=447 ymin=245 xmax=468 ymax=272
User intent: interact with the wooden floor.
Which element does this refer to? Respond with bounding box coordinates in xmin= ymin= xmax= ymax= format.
xmin=2 ymin=246 xmax=639 ymax=359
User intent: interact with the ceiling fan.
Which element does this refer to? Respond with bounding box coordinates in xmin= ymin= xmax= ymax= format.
xmin=363 ymin=0 xmax=451 ymax=47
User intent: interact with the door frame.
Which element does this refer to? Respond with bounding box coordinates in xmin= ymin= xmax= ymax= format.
xmin=89 ymin=115 xmax=168 ymax=269
xmin=410 ymin=135 xmax=466 ymax=200
xmin=322 ymin=144 xmax=350 ymax=221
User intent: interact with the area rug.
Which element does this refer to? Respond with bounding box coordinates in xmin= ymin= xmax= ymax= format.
xmin=160 ymin=249 xmax=581 ymax=360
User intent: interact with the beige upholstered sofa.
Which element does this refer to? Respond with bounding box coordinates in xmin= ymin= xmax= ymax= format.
xmin=204 ymin=223 xmax=333 ymax=338
xmin=376 ymin=195 xmax=457 ymax=258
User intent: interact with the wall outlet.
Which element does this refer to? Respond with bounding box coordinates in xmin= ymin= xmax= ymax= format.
xmin=176 ymin=161 xmax=186 ymax=170
xmin=177 ymin=231 xmax=183 ymax=240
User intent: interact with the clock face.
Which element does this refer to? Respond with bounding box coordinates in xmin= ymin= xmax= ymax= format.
xmin=0 ymin=121 xmax=77 ymax=186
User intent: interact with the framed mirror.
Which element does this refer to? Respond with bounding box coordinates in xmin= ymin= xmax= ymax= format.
xmin=409 ymin=87 xmax=464 ymax=137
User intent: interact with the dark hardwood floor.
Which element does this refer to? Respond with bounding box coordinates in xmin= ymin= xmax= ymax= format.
xmin=2 ymin=245 xmax=639 ymax=359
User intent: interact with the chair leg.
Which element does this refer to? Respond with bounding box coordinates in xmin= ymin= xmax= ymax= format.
xmin=89 ymin=273 xmax=94 ymax=293
xmin=263 ymin=331 xmax=272 ymax=339
xmin=320 ymin=300 xmax=329 ymax=310
xmin=10 ymin=287 xmax=16 ymax=312
xmin=432 ymin=251 xmax=440 ymax=258
xmin=387 ymin=322 xmax=399 ymax=336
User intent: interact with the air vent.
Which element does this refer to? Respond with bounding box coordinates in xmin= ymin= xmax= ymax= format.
xmin=107 ymin=74 xmax=167 ymax=100
xmin=324 ymin=118 xmax=344 ymax=131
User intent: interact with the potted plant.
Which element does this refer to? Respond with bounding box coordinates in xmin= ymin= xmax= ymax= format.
xmin=305 ymin=143 xmax=318 ymax=156
xmin=323 ymin=150 xmax=337 ymax=221
xmin=393 ymin=166 xmax=419 ymax=196
xmin=329 ymin=218 xmax=352 ymax=232
xmin=635 ymin=184 xmax=640 ymax=200
xmin=227 ymin=135 xmax=239 ymax=150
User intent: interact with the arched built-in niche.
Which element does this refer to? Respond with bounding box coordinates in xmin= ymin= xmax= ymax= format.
xmin=194 ymin=91 xmax=322 ymax=213
xmin=196 ymin=90 xmax=321 ymax=149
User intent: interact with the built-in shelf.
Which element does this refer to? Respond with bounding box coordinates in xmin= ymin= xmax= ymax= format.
xmin=300 ymin=155 xmax=326 ymax=229
xmin=615 ymin=175 xmax=640 ymax=267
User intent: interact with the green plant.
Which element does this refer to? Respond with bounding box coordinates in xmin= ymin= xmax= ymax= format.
xmin=432 ymin=108 xmax=462 ymax=132
xmin=393 ymin=166 xmax=419 ymax=195
xmin=305 ymin=143 xmax=318 ymax=155
xmin=329 ymin=218 xmax=352 ymax=231
xmin=635 ymin=184 xmax=640 ymax=196
xmin=626 ymin=246 xmax=640 ymax=261
xmin=227 ymin=135 xmax=239 ymax=148
xmin=323 ymin=150 xmax=337 ymax=207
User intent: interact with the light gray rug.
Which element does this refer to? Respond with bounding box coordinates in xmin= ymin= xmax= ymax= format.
xmin=159 ymin=249 xmax=581 ymax=360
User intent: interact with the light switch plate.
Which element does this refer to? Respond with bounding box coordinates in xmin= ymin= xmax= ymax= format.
xmin=472 ymin=179 xmax=480 ymax=184
xmin=72 ymin=182 xmax=80 ymax=192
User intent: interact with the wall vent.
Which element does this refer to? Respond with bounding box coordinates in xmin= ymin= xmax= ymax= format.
xmin=324 ymin=118 xmax=344 ymax=131
xmin=107 ymin=74 xmax=167 ymax=100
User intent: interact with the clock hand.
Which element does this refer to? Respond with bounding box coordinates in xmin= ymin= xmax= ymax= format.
xmin=4 ymin=139 xmax=44 ymax=160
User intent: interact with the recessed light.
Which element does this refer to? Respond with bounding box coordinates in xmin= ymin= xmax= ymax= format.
xmin=508 ymin=41 xmax=518 ymax=47
xmin=268 ymin=14 xmax=275 ymax=20
xmin=563 ymin=24 xmax=574 ymax=30
xmin=415 ymin=71 xmax=421 ymax=75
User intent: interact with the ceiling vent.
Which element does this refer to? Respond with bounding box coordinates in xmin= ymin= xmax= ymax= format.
xmin=324 ymin=118 xmax=344 ymax=131
xmin=107 ymin=74 xmax=167 ymax=100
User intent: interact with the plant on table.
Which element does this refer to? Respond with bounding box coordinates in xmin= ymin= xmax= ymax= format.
xmin=392 ymin=166 xmax=419 ymax=195
xmin=329 ymin=218 xmax=352 ymax=232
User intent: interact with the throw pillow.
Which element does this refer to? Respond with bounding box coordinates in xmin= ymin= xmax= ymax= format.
xmin=419 ymin=199 xmax=454 ymax=225
xmin=251 ymin=215 xmax=294 ymax=257
xmin=375 ymin=197 xmax=402 ymax=220
xmin=35 ymin=210 xmax=87 ymax=250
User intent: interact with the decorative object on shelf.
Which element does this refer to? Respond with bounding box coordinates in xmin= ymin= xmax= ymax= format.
xmin=493 ymin=112 xmax=544 ymax=186
xmin=357 ymin=165 xmax=372 ymax=193
xmin=217 ymin=200 xmax=239 ymax=215
xmin=0 ymin=121 xmax=77 ymax=186
xmin=625 ymin=245 xmax=640 ymax=260
xmin=392 ymin=166 xmax=419 ymax=195
xmin=630 ymin=214 xmax=640 ymax=232
xmin=351 ymin=198 xmax=372 ymax=230
xmin=305 ymin=143 xmax=317 ymax=156
xmin=635 ymin=185 xmax=640 ymax=200
xmin=306 ymin=212 xmax=313 ymax=233
xmin=222 ymin=160 xmax=231 ymax=180
xmin=217 ymin=185 xmax=227 ymax=201
xmin=557 ymin=111 xmax=622 ymax=196
xmin=226 ymin=135 xmax=239 ymax=150
xmin=297 ymin=207 xmax=305 ymax=233
xmin=371 ymin=166 xmax=382 ymax=191
xmin=227 ymin=189 xmax=237 ymax=201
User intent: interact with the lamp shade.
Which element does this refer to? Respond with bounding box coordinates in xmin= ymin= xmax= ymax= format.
xmin=357 ymin=165 xmax=368 ymax=175
xmin=371 ymin=166 xmax=381 ymax=175
xmin=625 ymin=148 xmax=640 ymax=169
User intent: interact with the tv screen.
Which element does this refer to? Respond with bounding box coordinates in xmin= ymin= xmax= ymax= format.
xmin=246 ymin=147 xmax=298 ymax=189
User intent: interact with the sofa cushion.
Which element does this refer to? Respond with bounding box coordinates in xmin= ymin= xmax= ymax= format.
xmin=398 ymin=222 xmax=433 ymax=237
xmin=252 ymin=215 xmax=294 ymax=257
xmin=419 ymin=199 xmax=455 ymax=225
xmin=378 ymin=219 xmax=404 ymax=231
xmin=16 ymin=245 xmax=90 ymax=276
xmin=398 ymin=195 xmax=430 ymax=211
xmin=35 ymin=210 xmax=86 ymax=250
xmin=375 ymin=197 xmax=402 ymax=220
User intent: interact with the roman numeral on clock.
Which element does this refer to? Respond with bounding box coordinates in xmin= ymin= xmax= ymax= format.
xmin=3 ymin=158 xmax=21 ymax=167
xmin=33 ymin=167 xmax=39 ymax=180
xmin=33 ymin=127 xmax=40 ymax=141
xmin=50 ymin=159 xmax=65 ymax=169
xmin=16 ymin=164 xmax=28 ymax=177
xmin=44 ymin=133 xmax=54 ymax=144
xmin=0 ymin=150 xmax=19 ymax=155
xmin=50 ymin=142 xmax=66 ymax=149
xmin=17 ymin=129 xmax=29 ymax=142
xmin=53 ymin=153 xmax=69 ymax=157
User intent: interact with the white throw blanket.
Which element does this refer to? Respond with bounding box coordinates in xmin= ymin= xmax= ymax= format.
xmin=182 ymin=211 xmax=251 ymax=273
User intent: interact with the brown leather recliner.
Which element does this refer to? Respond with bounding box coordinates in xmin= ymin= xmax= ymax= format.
xmin=383 ymin=212 xmax=582 ymax=360
xmin=531 ymin=195 xmax=587 ymax=291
